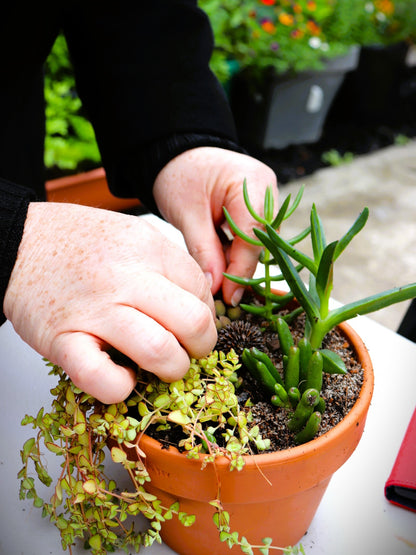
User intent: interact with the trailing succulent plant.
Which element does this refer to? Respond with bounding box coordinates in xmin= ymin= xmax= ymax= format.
xmin=19 ymin=355 xmax=301 ymax=555
xmin=18 ymin=181 xmax=416 ymax=555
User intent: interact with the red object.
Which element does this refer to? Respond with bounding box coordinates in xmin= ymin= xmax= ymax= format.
xmin=385 ymin=407 xmax=416 ymax=512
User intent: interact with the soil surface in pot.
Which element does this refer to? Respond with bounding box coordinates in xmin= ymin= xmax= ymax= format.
xmin=147 ymin=294 xmax=364 ymax=453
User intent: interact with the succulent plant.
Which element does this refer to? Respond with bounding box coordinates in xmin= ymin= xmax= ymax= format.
xmin=18 ymin=180 xmax=416 ymax=555
xmin=223 ymin=180 xmax=416 ymax=442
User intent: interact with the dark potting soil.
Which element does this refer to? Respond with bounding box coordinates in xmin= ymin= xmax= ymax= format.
xmin=146 ymin=297 xmax=364 ymax=454
xmin=216 ymin=308 xmax=363 ymax=452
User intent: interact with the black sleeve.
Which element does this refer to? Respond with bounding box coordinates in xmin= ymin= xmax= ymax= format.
xmin=0 ymin=1 xmax=243 ymax=324
xmin=0 ymin=179 xmax=36 ymax=325
xmin=62 ymin=0 xmax=242 ymax=211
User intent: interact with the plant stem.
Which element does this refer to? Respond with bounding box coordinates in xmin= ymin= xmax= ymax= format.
xmin=263 ymin=248 xmax=273 ymax=320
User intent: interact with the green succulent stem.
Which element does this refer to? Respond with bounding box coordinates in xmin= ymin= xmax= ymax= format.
xmin=308 ymin=283 xmax=416 ymax=349
xmin=223 ymin=180 xmax=416 ymax=444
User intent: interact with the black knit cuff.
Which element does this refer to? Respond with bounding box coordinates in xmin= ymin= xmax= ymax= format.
xmin=0 ymin=178 xmax=36 ymax=325
xmin=105 ymin=133 xmax=246 ymax=215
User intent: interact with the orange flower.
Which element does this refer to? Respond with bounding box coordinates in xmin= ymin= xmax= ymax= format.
xmin=306 ymin=19 xmax=321 ymax=35
xmin=306 ymin=1 xmax=317 ymax=10
xmin=374 ymin=0 xmax=395 ymax=16
xmin=279 ymin=12 xmax=294 ymax=26
xmin=261 ymin=20 xmax=277 ymax=33
xmin=293 ymin=3 xmax=302 ymax=13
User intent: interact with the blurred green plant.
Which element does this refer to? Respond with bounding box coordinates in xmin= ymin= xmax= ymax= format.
xmin=200 ymin=0 xmax=354 ymax=82
xmin=44 ymin=34 xmax=101 ymax=172
xmin=321 ymin=149 xmax=355 ymax=166
xmin=394 ymin=133 xmax=411 ymax=145
xmin=199 ymin=0 xmax=416 ymax=84
xmin=351 ymin=0 xmax=416 ymax=46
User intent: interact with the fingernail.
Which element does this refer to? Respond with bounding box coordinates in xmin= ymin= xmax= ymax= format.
xmin=231 ymin=287 xmax=244 ymax=307
xmin=204 ymin=272 xmax=213 ymax=289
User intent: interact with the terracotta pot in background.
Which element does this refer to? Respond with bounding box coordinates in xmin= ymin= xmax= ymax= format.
xmin=45 ymin=167 xmax=141 ymax=212
xmin=137 ymin=319 xmax=374 ymax=555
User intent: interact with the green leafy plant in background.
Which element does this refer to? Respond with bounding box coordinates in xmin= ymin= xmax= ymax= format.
xmin=44 ymin=34 xmax=100 ymax=173
xmin=394 ymin=133 xmax=411 ymax=145
xmin=321 ymin=149 xmax=355 ymax=166
xmin=199 ymin=0 xmax=354 ymax=83
xmin=352 ymin=0 xmax=416 ymax=46
xmin=199 ymin=0 xmax=416 ymax=85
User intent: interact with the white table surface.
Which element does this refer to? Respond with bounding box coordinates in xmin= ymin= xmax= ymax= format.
xmin=1 ymin=216 xmax=415 ymax=555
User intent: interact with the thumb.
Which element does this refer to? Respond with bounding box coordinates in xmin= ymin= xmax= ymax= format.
xmin=51 ymin=333 xmax=137 ymax=404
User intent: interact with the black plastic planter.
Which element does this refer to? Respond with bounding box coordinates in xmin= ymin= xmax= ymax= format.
xmin=230 ymin=47 xmax=360 ymax=151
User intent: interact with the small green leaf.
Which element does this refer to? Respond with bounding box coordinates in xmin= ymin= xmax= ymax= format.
xmin=263 ymin=185 xmax=275 ymax=222
xmin=315 ymin=241 xmax=337 ymax=308
xmin=240 ymin=536 xmax=254 ymax=555
xmin=243 ymin=178 xmax=267 ymax=225
xmin=271 ymin=193 xmax=291 ymax=229
xmin=178 ymin=512 xmax=196 ymax=527
xmin=73 ymin=422 xmax=86 ymax=435
xmin=320 ymin=349 xmax=347 ymax=374
xmin=310 ymin=203 xmax=326 ymax=260
xmin=21 ymin=477 xmax=35 ymax=490
xmin=82 ymin=479 xmax=97 ymax=494
xmin=223 ymin=206 xmax=262 ymax=246
xmin=45 ymin=442 xmax=64 ymax=455
xmin=167 ymin=410 xmax=191 ymax=426
xmin=22 ymin=438 xmax=36 ymax=458
xmin=88 ymin=534 xmax=102 ymax=550
xmin=33 ymin=496 xmax=44 ymax=508
xmin=111 ymin=446 xmax=127 ymax=463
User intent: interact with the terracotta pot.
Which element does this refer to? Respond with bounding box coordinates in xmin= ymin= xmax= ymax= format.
xmin=45 ymin=167 xmax=141 ymax=212
xmin=136 ymin=319 xmax=374 ymax=554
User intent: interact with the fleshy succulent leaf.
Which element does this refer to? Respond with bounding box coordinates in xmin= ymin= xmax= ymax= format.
xmin=325 ymin=283 xmax=416 ymax=332
xmin=223 ymin=206 xmax=262 ymax=246
xmin=257 ymin=225 xmax=317 ymax=274
xmin=242 ymin=178 xmax=267 ymax=225
xmin=257 ymin=236 xmax=320 ymax=324
xmin=270 ymin=193 xmax=291 ymax=229
xmin=315 ymin=241 xmax=338 ymax=315
xmin=310 ymin=204 xmax=326 ymax=261
xmin=264 ymin=185 xmax=275 ymax=222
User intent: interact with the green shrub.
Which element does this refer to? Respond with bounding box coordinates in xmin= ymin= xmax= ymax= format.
xmin=44 ymin=34 xmax=101 ymax=173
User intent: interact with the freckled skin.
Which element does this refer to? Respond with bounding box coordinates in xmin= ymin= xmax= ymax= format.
xmin=4 ymin=202 xmax=217 ymax=404
xmin=4 ymin=147 xmax=277 ymax=404
xmin=154 ymin=147 xmax=277 ymax=306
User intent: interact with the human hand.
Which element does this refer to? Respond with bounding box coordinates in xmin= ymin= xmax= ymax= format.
xmin=3 ymin=203 xmax=217 ymax=403
xmin=153 ymin=147 xmax=278 ymax=307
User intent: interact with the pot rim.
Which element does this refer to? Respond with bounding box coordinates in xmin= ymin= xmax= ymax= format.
xmin=139 ymin=318 xmax=374 ymax=470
